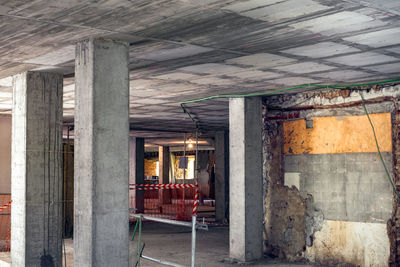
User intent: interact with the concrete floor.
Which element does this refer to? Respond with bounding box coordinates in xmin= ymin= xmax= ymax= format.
xmin=0 ymin=222 xmax=315 ymax=267
xmin=129 ymin=222 xmax=314 ymax=267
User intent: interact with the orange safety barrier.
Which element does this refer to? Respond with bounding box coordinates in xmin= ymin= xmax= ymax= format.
xmin=130 ymin=184 xmax=197 ymax=221
xmin=0 ymin=194 xmax=11 ymax=252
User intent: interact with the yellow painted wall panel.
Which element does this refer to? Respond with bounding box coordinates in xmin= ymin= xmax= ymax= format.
xmin=283 ymin=113 xmax=392 ymax=154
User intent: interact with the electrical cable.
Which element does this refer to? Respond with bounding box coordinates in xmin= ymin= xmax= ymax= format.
xmin=179 ymin=78 xmax=400 ymax=133
xmin=179 ymin=77 xmax=400 ymax=202
xmin=359 ymin=91 xmax=400 ymax=202
xmin=179 ymin=78 xmax=400 ymax=106
xmin=179 ymin=78 xmax=400 ymax=130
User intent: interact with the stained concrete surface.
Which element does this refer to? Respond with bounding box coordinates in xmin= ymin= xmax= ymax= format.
xmin=284 ymin=153 xmax=393 ymax=223
xmin=305 ymin=220 xmax=389 ymax=266
xmin=74 ymin=39 xmax=130 ymax=266
xmin=1 ymin=1 xmax=400 ymax=133
xmin=0 ymin=222 xmax=318 ymax=266
xmin=229 ymin=97 xmax=263 ymax=262
xmin=55 ymin=222 xmax=316 ymax=266
xmin=11 ymin=72 xmax=64 ymax=266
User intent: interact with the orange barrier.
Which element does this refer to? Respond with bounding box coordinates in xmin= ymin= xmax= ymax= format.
xmin=0 ymin=194 xmax=11 ymax=252
xmin=130 ymin=184 xmax=197 ymax=221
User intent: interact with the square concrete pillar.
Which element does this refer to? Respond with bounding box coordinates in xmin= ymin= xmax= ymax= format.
xmin=159 ymin=146 xmax=171 ymax=204
xmin=11 ymin=72 xmax=63 ymax=266
xmin=158 ymin=146 xmax=170 ymax=184
xmin=229 ymin=97 xmax=263 ymax=262
xmin=130 ymin=137 xmax=144 ymax=213
xmin=74 ymin=39 xmax=129 ymax=267
xmin=215 ymin=131 xmax=229 ymax=222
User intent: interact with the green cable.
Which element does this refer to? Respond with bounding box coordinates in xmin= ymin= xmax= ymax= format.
xmin=131 ymin=219 xmax=139 ymax=241
xmin=179 ymin=78 xmax=400 ymax=105
xmin=179 ymin=77 xmax=400 ymax=202
xmin=360 ymin=92 xmax=400 ymax=202
xmin=179 ymin=77 xmax=400 ymax=128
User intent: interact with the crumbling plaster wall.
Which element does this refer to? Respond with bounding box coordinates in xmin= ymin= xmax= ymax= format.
xmin=263 ymin=111 xmax=315 ymax=260
xmin=263 ymin=85 xmax=400 ymax=266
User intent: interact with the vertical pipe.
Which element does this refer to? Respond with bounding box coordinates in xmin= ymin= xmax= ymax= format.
xmin=192 ymin=133 xmax=199 ymax=267
xmin=195 ymin=131 xmax=199 ymax=182
xmin=66 ymin=127 xmax=70 ymax=235
xmin=191 ymin=215 xmax=196 ymax=267
xmin=183 ymin=133 xmax=187 ymax=210
xmin=183 ymin=133 xmax=186 ymax=182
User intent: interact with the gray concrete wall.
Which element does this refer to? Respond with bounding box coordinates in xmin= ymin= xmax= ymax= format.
xmin=0 ymin=116 xmax=11 ymax=193
xmin=11 ymin=72 xmax=63 ymax=266
xmin=284 ymin=153 xmax=393 ymax=223
xmin=74 ymin=39 xmax=129 ymax=267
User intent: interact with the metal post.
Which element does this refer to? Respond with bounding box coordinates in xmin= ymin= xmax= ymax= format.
xmin=195 ymin=131 xmax=199 ymax=182
xmin=129 ymin=213 xmax=207 ymax=267
xmin=191 ymin=215 xmax=196 ymax=267
xmin=183 ymin=133 xmax=186 ymax=181
xmin=192 ymin=131 xmax=199 ymax=267
xmin=183 ymin=133 xmax=187 ymax=205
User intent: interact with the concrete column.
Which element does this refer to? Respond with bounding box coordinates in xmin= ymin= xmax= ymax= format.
xmin=229 ymin=97 xmax=263 ymax=262
xmin=158 ymin=146 xmax=170 ymax=184
xmin=74 ymin=39 xmax=129 ymax=267
xmin=130 ymin=137 xmax=145 ymax=213
xmin=215 ymin=131 xmax=229 ymax=222
xmin=158 ymin=146 xmax=171 ymax=204
xmin=11 ymin=72 xmax=63 ymax=266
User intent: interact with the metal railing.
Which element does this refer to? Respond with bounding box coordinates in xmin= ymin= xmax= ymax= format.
xmin=130 ymin=214 xmax=208 ymax=267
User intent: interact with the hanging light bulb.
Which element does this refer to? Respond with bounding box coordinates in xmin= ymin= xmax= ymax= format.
xmin=187 ymin=139 xmax=194 ymax=149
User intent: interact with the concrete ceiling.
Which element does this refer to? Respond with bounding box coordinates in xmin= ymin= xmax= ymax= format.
xmin=0 ymin=0 xmax=399 ymax=135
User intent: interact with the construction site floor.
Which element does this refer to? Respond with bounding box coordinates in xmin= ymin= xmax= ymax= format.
xmin=127 ymin=222 xmax=314 ymax=267
xmin=0 ymin=222 xmax=316 ymax=266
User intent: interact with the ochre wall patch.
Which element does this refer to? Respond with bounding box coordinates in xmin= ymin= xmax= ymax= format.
xmin=283 ymin=113 xmax=392 ymax=155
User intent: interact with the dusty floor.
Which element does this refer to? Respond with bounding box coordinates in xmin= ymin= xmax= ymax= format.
xmin=0 ymin=222 xmax=315 ymax=267
xmin=128 ymin=222 xmax=314 ymax=267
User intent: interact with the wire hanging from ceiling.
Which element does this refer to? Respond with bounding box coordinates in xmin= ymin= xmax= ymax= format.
xmin=179 ymin=78 xmax=400 ymax=129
